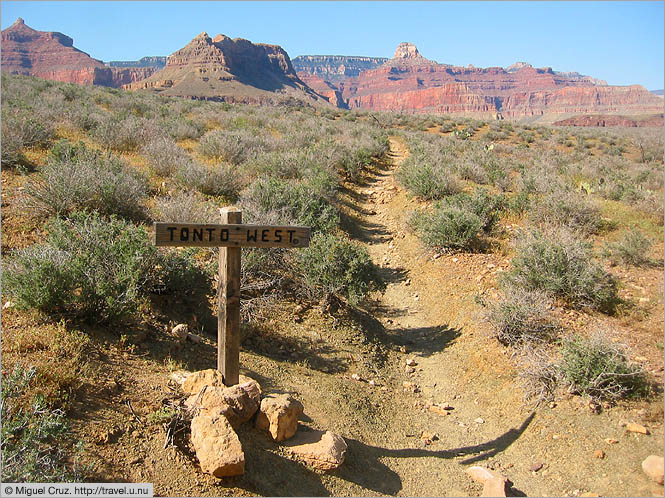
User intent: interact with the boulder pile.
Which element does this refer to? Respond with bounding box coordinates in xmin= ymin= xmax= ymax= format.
xmin=173 ymin=369 xmax=347 ymax=477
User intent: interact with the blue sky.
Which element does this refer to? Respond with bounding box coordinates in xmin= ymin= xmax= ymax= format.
xmin=2 ymin=1 xmax=663 ymax=90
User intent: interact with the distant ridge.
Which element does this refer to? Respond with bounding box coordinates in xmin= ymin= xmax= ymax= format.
xmin=126 ymin=31 xmax=329 ymax=106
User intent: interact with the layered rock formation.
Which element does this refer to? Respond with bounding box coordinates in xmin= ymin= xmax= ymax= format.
xmin=108 ymin=56 xmax=167 ymax=69
xmin=126 ymin=31 xmax=328 ymax=105
xmin=292 ymin=55 xmax=388 ymax=82
xmin=1 ymin=18 xmax=156 ymax=87
xmin=296 ymin=42 xmax=663 ymax=121
xmin=553 ymin=113 xmax=664 ymax=127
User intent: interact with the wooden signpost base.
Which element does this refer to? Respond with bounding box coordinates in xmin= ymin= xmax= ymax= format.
xmin=153 ymin=207 xmax=311 ymax=386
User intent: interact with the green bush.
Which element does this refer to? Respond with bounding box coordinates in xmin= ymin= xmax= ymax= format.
xmin=410 ymin=205 xmax=483 ymax=250
xmin=604 ymin=228 xmax=653 ymax=267
xmin=487 ymin=289 xmax=559 ymax=346
xmin=440 ymin=189 xmax=505 ymax=234
xmin=503 ymin=227 xmax=619 ymax=312
xmin=397 ymin=157 xmax=461 ymax=200
xmin=1 ymin=365 xmax=86 ymax=482
xmin=530 ymin=189 xmax=603 ymax=234
xmin=559 ymin=333 xmax=649 ymax=400
xmin=295 ymin=233 xmax=382 ymax=304
xmin=22 ymin=140 xmax=148 ymax=219
xmin=241 ymin=177 xmax=339 ymax=234
xmin=3 ymin=211 xmax=206 ymax=324
xmin=176 ymin=161 xmax=243 ymax=199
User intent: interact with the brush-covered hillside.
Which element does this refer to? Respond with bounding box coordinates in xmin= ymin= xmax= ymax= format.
xmin=1 ymin=72 xmax=663 ymax=496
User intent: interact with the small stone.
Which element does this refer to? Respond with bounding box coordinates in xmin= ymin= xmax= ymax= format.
xmin=594 ymin=450 xmax=605 ymax=459
xmin=549 ymin=402 xmax=557 ymax=409
xmin=351 ymin=373 xmax=362 ymax=381
xmin=255 ymin=394 xmax=304 ymax=442
xmin=191 ymin=413 xmax=244 ymax=477
xmin=466 ymin=466 xmax=509 ymax=497
xmin=283 ymin=429 xmax=347 ymax=470
xmin=185 ymin=379 xmax=261 ymax=428
xmin=624 ymin=422 xmax=650 ymax=435
xmin=529 ymin=462 xmax=544 ymax=472
xmin=369 ymin=380 xmax=376 ymax=386
xmin=452 ymin=257 xmax=459 ymax=263
xmin=406 ymin=358 xmax=417 ymax=366
xmin=429 ymin=405 xmax=450 ymax=416
xmin=405 ymin=279 xmax=411 ymax=286
xmin=475 ymin=417 xmax=485 ymax=424
xmin=604 ymin=438 xmax=619 ymax=444
xmin=642 ymin=455 xmax=664 ymax=485
xmin=171 ymin=323 xmax=189 ymax=342
xmin=3 ymin=301 xmax=14 ymax=309
xmin=405 ymin=367 xmax=415 ymax=374
xmin=181 ymin=369 xmax=225 ymax=394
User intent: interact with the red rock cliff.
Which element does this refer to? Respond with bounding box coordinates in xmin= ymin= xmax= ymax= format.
xmin=1 ymin=18 xmax=157 ymax=87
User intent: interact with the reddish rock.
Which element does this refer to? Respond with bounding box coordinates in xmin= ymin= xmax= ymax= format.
xmin=466 ymin=466 xmax=510 ymax=497
xmin=283 ymin=429 xmax=347 ymax=470
xmin=190 ymin=412 xmax=245 ymax=477
xmin=553 ymin=113 xmax=664 ymax=127
xmin=255 ymin=394 xmax=304 ymax=442
xmin=1 ymin=18 xmax=156 ymax=87
xmin=186 ymin=379 xmax=261 ymax=428
xmin=296 ymin=42 xmax=663 ymax=120
xmin=126 ymin=31 xmax=329 ymax=106
xmin=642 ymin=455 xmax=664 ymax=485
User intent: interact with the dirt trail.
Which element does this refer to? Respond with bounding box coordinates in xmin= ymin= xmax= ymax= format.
xmin=336 ymin=136 xmax=664 ymax=497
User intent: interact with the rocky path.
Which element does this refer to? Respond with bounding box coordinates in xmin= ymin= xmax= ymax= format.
xmin=338 ymin=136 xmax=664 ymax=497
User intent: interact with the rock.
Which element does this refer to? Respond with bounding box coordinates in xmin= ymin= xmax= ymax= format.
xmin=642 ymin=455 xmax=664 ymax=485
xmin=186 ymin=380 xmax=261 ymax=428
xmin=420 ymin=431 xmax=438 ymax=441
xmin=624 ymin=422 xmax=650 ymax=435
xmin=529 ymin=462 xmax=544 ymax=472
xmin=95 ymin=425 xmax=123 ymax=445
xmin=406 ymin=358 xmax=417 ymax=366
xmin=429 ymin=405 xmax=451 ymax=416
xmin=604 ymin=438 xmax=619 ymax=444
xmin=171 ymin=323 xmax=189 ymax=341
xmin=475 ymin=417 xmax=485 ymax=424
xmin=466 ymin=466 xmax=510 ymax=497
xmin=594 ymin=450 xmax=605 ymax=459
xmin=351 ymin=373 xmax=362 ymax=381
xmin=405 ymin=367 xmax=415 ymax=374
xmin=170 ymin=370 xmax=190 ymax=387
xmin=182 ymin=369 xmax=225 ymax=394
xmin=190 ymin=412 xmax=244 ymax=477
xmin=283 ymin=429 xmax=347 ymax=471
xmin=1 ymin=18 xmax=157 ymax=87
xmin=255 ymin=394 xmax=304 ymax=442
xmin=3 ymin=301 xmax=14 ymax=309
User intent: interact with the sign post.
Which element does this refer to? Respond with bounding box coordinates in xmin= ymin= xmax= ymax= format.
xmin=153 ymin=207 xmax=310 ymax=386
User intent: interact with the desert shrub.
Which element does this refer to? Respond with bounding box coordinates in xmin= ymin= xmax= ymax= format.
xmin=503 ymin=227 xmax=619 ymax=312
xmin=410 ymin=205 xmax=483 ymax=251
xmin=530 ymin=189 xmax=603 ymax=234
xmin=559 ymin=333 xmax=649 ymax=400
xmin=603 ymin=228 xmax=653 ymax=267
xmin=2 ymin=212 xmax=194 ymax=324
xmin=397 ymin=157 xmax=461 ymax=200
xmin=1 ymin=108 xmax=55 ymax=167
xmin=295 ymin=233 xmax=381 ymax=304
xmin=241 ymin=177 xmax=339 ymax=234
xmin=152 ymin=191 xmax=219 ymax=223
xmin=198 ymin=129 xmax=267 ymax=165
xmin=1 ymin=365 xmax=86 ymax=482
xmin=516 ymin=345 xmax=559 ymax=404
xmin=159 ymin=117 xmax=205 ymax=141
xmin=22 ymin=140 xmax=147 ymax=219
xmin=176 ymin=161 xmax=243 ymax=199
xmin=440 ymin=189 xmax=505 ymax=234
xmin=93 ymin=114 xmax=155 ymax=152
xmin=487 ymin=289 xmax=559 ymax=346
xmin=141 ymin=136 xmax=191 ymax=177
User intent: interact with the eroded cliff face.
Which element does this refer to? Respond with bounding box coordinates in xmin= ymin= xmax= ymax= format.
xmin=126 ymin=31 xmax=329 ymax=105
xmin=292 ymin=55 xmax=389 ymax=83
xmin=296 ymin=42 xmax=663 ymax=120
xmin=553 ymin=113 xmax=664 ymax=127
xmin=1 ymin=18 xmax=157 ymax=87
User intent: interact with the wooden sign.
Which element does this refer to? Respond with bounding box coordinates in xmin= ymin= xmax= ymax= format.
xmin=152 ymin=208 xmax=311 ymax=386
xmin=153 ymin=222 xmax=310 ymax=248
